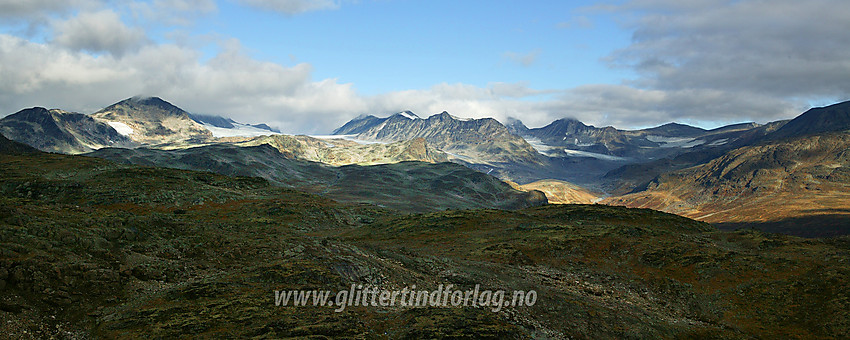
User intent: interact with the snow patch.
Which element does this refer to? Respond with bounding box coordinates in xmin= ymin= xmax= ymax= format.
xmin=311 ymin=135 xmax=388 ymax=145
xmin=563 ymin=149 xmax=628 ymax=161
xmin=646 ymin=135 xmax=705 ymax=148
xmin=398 ymin=111 xmax=419 ymax=120
xmin=449 ymin=114 xmax=472 ymax=121
xmin=202 ymin=122 xmax=276 ymax=138
xmin=524 ymin=137 xmax=559 ymax=154
xmin=107 ymin=121 xmax=133 ymax=136
xmin=707 ymin=138 xmax=729 ymax=146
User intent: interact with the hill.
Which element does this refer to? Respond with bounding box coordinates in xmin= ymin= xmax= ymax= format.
xmin=1 ymin=146 xmax=847 ymax=338
xmin=86 ymin=144 xmax=546 ymax=213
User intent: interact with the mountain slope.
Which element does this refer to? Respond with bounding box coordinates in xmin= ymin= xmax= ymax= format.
xmin=510 ymin=179 xmax=600 ymax=204
xmin=605 ymin=131 xmax=850 ymax=237
xmin=0 ymin=133 xmax=38 ymax=155
xmin=86 ymin=144 xmax=546 ymax=212
xmin=235 ymin=134 xmax=450 ymax=165
xmin=91 ymin=97 xmax=212 ymax=145
xmin=768 ymin=100 xmax=850 ymax=140
xmin=2 ymin=146 xmax=847 ymax=338
xmin=0 ymin=107 xmax=136 ymax=154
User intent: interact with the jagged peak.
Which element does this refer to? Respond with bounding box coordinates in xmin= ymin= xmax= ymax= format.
xmin=542 ymin=117 xmax=587 ymax=130
xmin=428 ymin=111 xmax=474 ymax=121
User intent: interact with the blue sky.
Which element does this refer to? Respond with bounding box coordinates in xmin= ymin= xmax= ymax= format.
xmin=1 ymin=0 xmax=849 ymax=133
xmin=182 ymin=1 xmax=633 ymax=94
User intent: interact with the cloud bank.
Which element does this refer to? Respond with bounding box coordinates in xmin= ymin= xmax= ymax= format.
xmin=1 ymin=0 xmax=848 ymax=133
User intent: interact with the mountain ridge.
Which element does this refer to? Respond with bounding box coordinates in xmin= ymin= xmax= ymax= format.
xmin=333 ymin=110 xmax=544 ymax=165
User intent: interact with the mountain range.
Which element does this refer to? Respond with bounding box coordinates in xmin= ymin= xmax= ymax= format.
xmin=2 ymin=96 xmax=850 ymax=236
xmin=2 ymin=96 xmax=849 ymax=338
xmin=334 ymin=110 xmax=543 ymax=165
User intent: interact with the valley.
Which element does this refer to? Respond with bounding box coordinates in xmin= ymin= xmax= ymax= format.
xmin=1 ymin=134 xmax=847 ymax=338
xmin=3 ymin=96 xmax=850 ymax=238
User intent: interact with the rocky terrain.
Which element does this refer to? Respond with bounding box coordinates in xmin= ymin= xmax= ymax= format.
xmin=511 ymin=179 xmax=600 ymax=204
xmin=0 ymin=107 xmax=136 ymax=154
xmin=235 ymin=135 xmax=450 ymax=166
xmin=1 ymin=134 xmax=849 ymax=338
xmin=604 ymin=101 xmax=850 ymax=237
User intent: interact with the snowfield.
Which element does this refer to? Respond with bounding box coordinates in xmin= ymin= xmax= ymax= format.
xmin=202 ymin=122 xmax=276 ymax=138
xmin=107 ymin=121 xmax=134 ymax=136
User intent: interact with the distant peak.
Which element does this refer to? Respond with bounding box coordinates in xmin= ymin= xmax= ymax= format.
xmin=107 ymin=96 xmax=186 ymax=114
xmin=20 ymin=107 xmax=50 ymax=114
xmin=555 ymin=118 xmax=582 ymax=123
xmin=660 ymin=122 xmax=699 ymax=129
xmin=126 ymin=96 xmax=166 ymax=104
xmin=430 ymin=111 xmax=473 ymax=121
xmin=548 ymin=118 xmax=587 ymax=128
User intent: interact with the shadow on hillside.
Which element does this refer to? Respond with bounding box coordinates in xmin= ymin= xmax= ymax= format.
xmin=714 ymin=214 xmax=850 ymax=238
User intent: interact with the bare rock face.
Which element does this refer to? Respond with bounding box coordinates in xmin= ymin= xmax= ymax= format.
xmin=91 ymin=97 xmax=212 ymax=146
xmin=0 ymin=107 xmax=136 ymax=154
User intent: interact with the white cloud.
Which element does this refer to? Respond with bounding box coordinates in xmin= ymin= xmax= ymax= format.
xmin=237 ymin=0 xmax=340 ymax=15
xmin=130 ymin=0 xmax=217 ymax=25
xmin=606 ymin=0 xmax=850 ymax=105
xmin=52 ymin=10 xmax=148 ymax=56
xmin=2 ymin=0 xmax=848 ymax=136
xmin=0 ymin=33 xmax=368 ymax=133
xmin=0 ymin=0 xmax=100 ymax=18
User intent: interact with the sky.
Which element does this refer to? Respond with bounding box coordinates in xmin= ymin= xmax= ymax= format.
xmin=1 ymin=0 xmax=849 ymax=134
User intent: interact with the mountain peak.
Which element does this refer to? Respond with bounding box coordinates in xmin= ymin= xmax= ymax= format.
xmin=545 ymin=118 xmax=588 ymax=130
xmin=91 ymin=97 xmax=211 ymax=144
xmin=770 ymin=100 xmax=850 ymax=140
xmin=106 ymin=96 xmax=187 ymax=117
xmin=429 ymin=111 xmax=474 ymax=121
xmin=354 ymin=113 xmax=377 ymax=121
xmin=504 ymin=117 xmax=529 ymax=136
xmin=640 ymin=122 xmax=706 ymax=137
